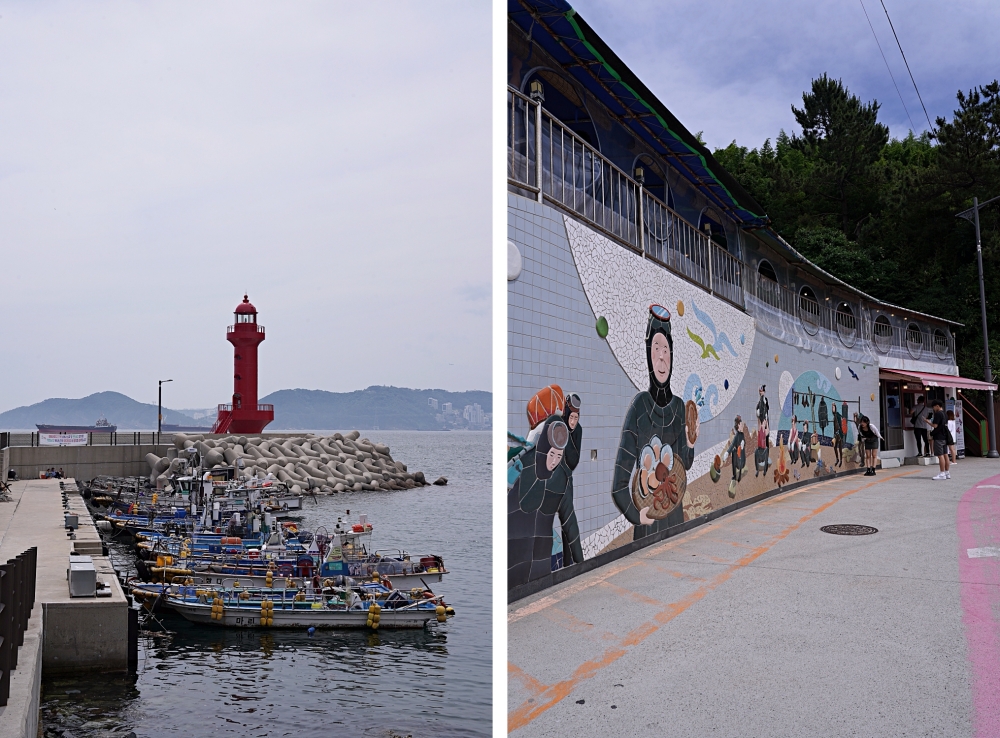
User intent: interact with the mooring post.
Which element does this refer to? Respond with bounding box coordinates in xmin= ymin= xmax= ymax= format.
xmin=0 ymin=567 xmax=8 ymax=706
xmin=127 ymin=607 xmax=138 ymax=673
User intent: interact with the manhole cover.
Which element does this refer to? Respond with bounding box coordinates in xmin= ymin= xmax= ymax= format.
xmin=820 ymin=524 xmax=878 ymax=536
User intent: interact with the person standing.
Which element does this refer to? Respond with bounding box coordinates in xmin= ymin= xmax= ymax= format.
xmin=911 ymin=395 xmax=929 ymax=457
xmin=928 ymin=400 xmax=951 ymax=479
xmin=857 ymin=415 xmax=881 ymax=475
xmin=947 ymin=410 xmax=959 ymax=465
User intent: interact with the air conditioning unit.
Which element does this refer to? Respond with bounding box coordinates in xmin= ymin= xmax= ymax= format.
xmin=68 ymin=555 xmax=96 ymax=597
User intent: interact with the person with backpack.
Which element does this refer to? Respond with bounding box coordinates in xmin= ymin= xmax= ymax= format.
xmin=910 ymin=395 xmax=929 ymax=457
xmin=928 ymin=400 xmax=951 ymax=480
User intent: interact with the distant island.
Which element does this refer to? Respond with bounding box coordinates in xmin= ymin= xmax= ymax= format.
xmin=0 ymin=386 xmax=492 ymax=432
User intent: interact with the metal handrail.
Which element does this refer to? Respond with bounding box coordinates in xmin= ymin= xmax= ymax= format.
xmin=510 ymin=86 xmax=742 ymax=304
xmin=227 ymin=325 xmax=265 ymax=335
xmin=508 ymin=86 xmax=956 ymax=360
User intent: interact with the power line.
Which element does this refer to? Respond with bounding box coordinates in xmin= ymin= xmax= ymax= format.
xmin=859 ymin=0 xmax=917 ymax=133
xmin=879 ymin=0 xmax=934 ymax=131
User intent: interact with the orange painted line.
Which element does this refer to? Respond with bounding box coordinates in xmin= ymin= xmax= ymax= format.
xmin=598 ymin=580 xmax=664 ymax=607
xmin=509 ymin=477 xmax=851 ymax=626
xmin=638 ymin=561 xmax=707 ymax=581
xmin=539 ymin=606 xmax=595 ymax=633
xmin=507 ymin=469 xmax=919 ymax=733
xmin=508 ymin=662 xmax=546 ymax=697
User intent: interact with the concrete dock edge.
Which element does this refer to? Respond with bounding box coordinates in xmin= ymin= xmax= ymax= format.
xmin=0 ymin=610 xmax=42 ymax=738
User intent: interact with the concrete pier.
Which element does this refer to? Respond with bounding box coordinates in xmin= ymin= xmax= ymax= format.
xmin=2 ymin=445 xmax=170 ymax=483
xmin=0 ymin=479 xmax=127 ymax=674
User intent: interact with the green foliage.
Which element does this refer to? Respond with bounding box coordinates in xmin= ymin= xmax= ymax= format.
xmin=715 ymin=76 xmax=1000 ymax=382
xmin=795 ymin=227 xmax=876 ymax=294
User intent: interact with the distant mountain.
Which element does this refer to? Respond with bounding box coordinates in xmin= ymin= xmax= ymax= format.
xmin=0 ymin=386 xmax=492 ymax=432
xmin=260 ymin=386 xmax=492 ymax=431
xmin=0 ymin=391 xmax=201 ymax=431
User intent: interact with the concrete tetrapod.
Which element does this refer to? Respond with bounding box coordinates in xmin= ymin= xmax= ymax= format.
xmin=156 ymin=432 xmax=430 ymax=494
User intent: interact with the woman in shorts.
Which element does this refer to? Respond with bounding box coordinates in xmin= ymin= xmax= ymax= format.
xmin=857 ymin=415 xmax=881 ymax=476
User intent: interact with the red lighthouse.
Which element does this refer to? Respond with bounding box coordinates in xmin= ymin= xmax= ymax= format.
xmin=211 ymin=295 xmax=274 ymax=434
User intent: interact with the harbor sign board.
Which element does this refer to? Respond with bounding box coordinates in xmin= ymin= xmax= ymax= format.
xmin=39 ymin=432 xmax=87 ymax=446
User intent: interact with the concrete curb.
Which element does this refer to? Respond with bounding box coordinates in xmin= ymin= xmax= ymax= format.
xmin=0 ymin=608 xmax=43 ymax=738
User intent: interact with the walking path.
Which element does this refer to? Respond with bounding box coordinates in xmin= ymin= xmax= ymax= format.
xmin=508 ymin=458 xmax=1000 ymax=737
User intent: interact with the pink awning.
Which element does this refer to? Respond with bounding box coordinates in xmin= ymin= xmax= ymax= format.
xmin=879 ymin=369 xmax=997 ymax=391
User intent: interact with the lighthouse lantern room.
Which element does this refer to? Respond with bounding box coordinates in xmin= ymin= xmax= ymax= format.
xmin=211 ymin=295 xmax=275 ymax=434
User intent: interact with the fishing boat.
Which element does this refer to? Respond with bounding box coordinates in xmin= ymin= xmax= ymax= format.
xmin=162 ymin=582 xmax=451 ymax=629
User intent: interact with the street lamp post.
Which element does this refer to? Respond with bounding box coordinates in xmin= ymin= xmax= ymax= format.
xmin=957 ymin=195 xmax=1000 ymax=458
xmin=158 ymin=379 xmax=173 ymax=436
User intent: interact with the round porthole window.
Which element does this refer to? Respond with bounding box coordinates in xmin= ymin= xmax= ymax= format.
xmin=798 ymin=286 xmax=820 ymax=335
xmin=933 ymin=328 xmax=950 ymax=359
xmin=835 ymin=302 xmax=857 ymax=347
xmin=906 ymin=323 xmax=923 ymax=359
xmin=873 ymin=315 xmax=893 ymax=353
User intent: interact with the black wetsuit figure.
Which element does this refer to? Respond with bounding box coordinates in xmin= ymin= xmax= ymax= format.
xmin=832 ymin=405 xmax=844 ymax=467
xmin=507 ymin=416 xmax=570 ymax=589
xmin=557 ymin=398 xmax=584 ymax=566
xmin=612 ymin=306 xmax=694 ymax=541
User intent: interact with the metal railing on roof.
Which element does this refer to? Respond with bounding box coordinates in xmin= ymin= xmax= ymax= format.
xmin=869 ymin=314 xmax=955 ymax=360
xmin=508 ymin=87 xmax=743 ymax=306
xmin=508 ymin=86 xmax=955 ymax=361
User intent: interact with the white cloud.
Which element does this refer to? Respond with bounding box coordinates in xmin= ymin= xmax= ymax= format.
xmin=572 ymin=0 xmax=1000 ymax=147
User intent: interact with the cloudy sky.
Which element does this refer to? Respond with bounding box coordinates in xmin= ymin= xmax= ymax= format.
xmin=0 ymin=2 xmax=490 ymax=412
xmin=571 ymin=0 xmax=1000 ymax=149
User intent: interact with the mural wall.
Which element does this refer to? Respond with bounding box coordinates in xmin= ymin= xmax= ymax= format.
xmin=507 ymin=194 xmax=881 ymax=592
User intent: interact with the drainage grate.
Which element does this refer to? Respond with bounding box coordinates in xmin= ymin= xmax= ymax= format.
xmin=820 ymin=524 xmax=878 ymax=536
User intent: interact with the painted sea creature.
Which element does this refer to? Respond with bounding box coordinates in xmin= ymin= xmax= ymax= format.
xmin=688 ymin=301 xmax=738 ymax=359
xmin=631 ymin=436 xmax=685 ymax=520
xmin=687 ymin=327 xmax=720 ymax=360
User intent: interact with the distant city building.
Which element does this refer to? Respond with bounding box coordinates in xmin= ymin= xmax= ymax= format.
xmin=428 ymin=397 xmax=439 ymax=410
xmin=441 ymin=402 xmax=453 ymax=414
xmin=463 ymin=403 xmax=485 ymax=425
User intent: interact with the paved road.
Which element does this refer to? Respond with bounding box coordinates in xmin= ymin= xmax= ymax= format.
xmin=508 ymin=458 xmax=1000 ymax=737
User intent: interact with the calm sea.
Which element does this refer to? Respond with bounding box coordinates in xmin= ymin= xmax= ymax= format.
xmin=41 ymin=430 xmax=492 ymax=738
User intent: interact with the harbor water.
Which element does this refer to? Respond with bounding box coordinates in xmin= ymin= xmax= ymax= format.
xmin=40 ymin=430 xmax=491 ymax=738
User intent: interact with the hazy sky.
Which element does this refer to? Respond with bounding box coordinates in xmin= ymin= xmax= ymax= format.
xmin=570 ymin=0 xmax=1000 ymax=149
xmin=1 ymin=2 xmax=490 ymax=412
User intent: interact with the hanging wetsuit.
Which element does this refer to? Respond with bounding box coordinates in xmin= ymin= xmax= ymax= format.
xmin=612 ymin=305 xmax=695 ymax=541
xmin=832 ymin=405 xmax=844 ymax=466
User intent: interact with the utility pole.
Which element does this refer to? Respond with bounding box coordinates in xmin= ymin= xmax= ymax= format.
xmin=158 ymin=379 xmax=173 ymax=436
xmin=958 ymin=195 xmax=1000 ymax=458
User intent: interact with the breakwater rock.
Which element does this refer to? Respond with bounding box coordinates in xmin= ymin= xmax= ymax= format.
xmin=145 ymin=431 xmax=429 ymax=494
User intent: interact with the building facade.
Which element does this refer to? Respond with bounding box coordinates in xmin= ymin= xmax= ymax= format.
xmin=506 ymin=0 xmax=995 ymax=598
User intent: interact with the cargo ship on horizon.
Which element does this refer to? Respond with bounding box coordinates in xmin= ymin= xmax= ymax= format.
xmin=36 ymin=414 xmax=117 ymax=433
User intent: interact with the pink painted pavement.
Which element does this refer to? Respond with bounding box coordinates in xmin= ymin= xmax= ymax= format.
xmin=957 ymin=471 xmax=1000 ymax=737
